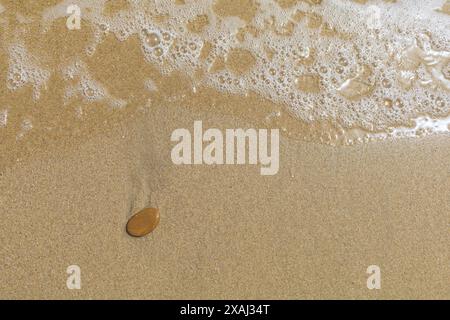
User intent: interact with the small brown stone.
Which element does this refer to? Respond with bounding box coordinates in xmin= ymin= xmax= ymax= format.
xmin=126 ymin=208 xmax=160 ymax=237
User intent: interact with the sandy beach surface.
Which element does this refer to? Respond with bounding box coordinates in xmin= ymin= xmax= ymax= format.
xmin=0 ymin=0 xmax=449 ymax=299
xmin=1 ymin=105 xmax=449 ymax=299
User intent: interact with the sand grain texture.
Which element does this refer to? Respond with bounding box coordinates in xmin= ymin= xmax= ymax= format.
xmin=1 ymin=107 xmax=449 ymax=299
xmin=0 ymin=0 xmax=449 ymax=300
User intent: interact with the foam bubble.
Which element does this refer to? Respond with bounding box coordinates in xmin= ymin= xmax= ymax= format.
xmin=62 ymin=60 xmax=127 ymax=109
xmin=7 ymin=44 xmax=50 ymax=100
xmin=7 ymin=0 xmax=450 ymax=144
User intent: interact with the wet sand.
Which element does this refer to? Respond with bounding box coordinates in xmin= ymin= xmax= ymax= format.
xmin=0 ymin=0 xmax=449 ymax=300
xmin=1 ymin=105 xmax=448 ymax=299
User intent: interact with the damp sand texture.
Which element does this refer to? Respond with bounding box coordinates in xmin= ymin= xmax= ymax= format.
xmin=0 ymin=1 xmax=449 ymax=299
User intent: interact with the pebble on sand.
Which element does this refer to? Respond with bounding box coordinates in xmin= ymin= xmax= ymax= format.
xmin=126 ymin=208 xmax=160 ymax=237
